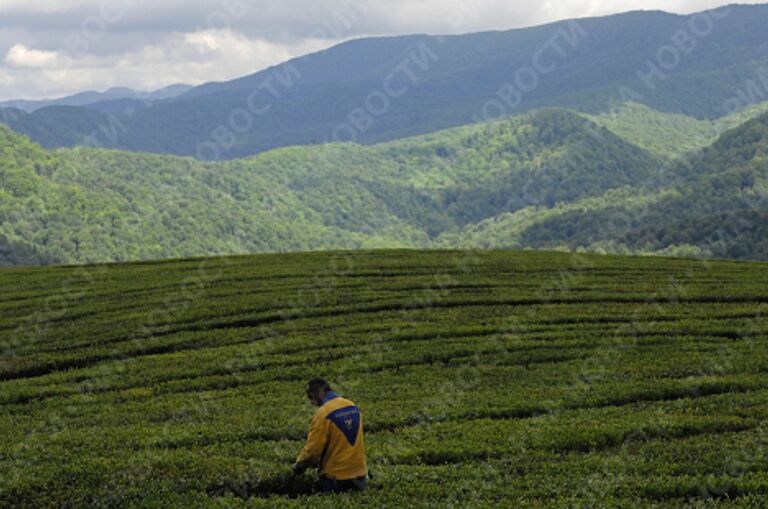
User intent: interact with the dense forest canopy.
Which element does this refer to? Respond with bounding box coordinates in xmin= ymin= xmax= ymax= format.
xmin=2 ymin=104 xmax=768 ymax=266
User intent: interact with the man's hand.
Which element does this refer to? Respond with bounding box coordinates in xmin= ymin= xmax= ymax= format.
xmin=292 ymin=462 xmax=307 ymax=476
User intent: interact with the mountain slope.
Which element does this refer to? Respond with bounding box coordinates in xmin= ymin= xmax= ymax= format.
xmin=0 ymin=106 xmax=108 ymax=149
xmin=617 ymin=114 xmax=768 ymax=258
xmin=3 ymin=5 xmax=768 ymax=159
xmin=3 ymin=106 xmax=767 ymax=266
xmin=0 ymin=110 xmax=660 ymax=266
xmin=0 ymin=234 xmax=55 ymax=267
xmin=587 ymin=101 xmax=768 ymax=159
xmin=457 ymin=111 xmax=768 ymax=260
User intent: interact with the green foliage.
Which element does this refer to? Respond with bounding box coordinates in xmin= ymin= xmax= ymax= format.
xmin=439 ymin=109 xmax=768 ymax=261
xmin=0 ymin=234 xmax=55 ymax=267
xmin=2 ymin=104 xmax=768 ymax=267
xmin=587 ymin=102 xmax=768 ymax=159
xmin=0 ymin=111 xmax=660 ymax=266
xmin=1 ymin=250 xmax=768 ymax=507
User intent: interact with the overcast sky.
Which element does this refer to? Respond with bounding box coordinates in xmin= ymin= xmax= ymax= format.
xmin=0 ymin=0 xmax=758 ymax=101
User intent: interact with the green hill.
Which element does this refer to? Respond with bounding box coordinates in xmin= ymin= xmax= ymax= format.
xmin=438 ymin=107 xmax=768 ymax=260
xmin=489 ymin=111 xmax=768 ymax=260
xmin=0 ymin=110 xmax=660 ymax=266
xmin=4 ymin=5 xmax=768 ymax=159
xmin=587 ymin=102 xmax=768 ymax=159
xmin=2 ymin=249 xmax=768 ymax=507
xmin=3 ymin=105 xmax=768 ymax=266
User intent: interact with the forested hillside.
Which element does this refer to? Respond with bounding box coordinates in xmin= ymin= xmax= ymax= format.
xmin=3 ymin=106 xmax=768 ymax=266
xmin=453 ymin=111 xmax=768 ymax=260
xmin=588 ymin=102 xmax=768 ymax=159
xmin=1 ymin=110 xmax=658 ymax=266
xmin=3 ymin=5 xmax=768 ymax=158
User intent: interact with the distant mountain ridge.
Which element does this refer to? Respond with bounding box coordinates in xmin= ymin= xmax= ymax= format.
xmin=0 ymin=84 xmax=192 ymax=113
xmin=2 ymin=4 xmax=768 ymax=159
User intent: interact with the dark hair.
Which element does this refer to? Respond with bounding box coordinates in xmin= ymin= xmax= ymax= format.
xmin=306 ymin=378 xmax=331 ymax=393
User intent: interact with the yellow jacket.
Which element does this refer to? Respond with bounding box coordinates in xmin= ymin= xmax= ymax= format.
xmin=296 ymin=393 xmax=368 ymax=480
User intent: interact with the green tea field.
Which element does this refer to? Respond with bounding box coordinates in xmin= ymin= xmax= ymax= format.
xmin=1 ymin=249 xmax=768 ymax=508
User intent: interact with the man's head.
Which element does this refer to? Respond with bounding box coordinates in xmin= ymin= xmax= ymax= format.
xmin=305 ymin=378 xmax=332 ymax=407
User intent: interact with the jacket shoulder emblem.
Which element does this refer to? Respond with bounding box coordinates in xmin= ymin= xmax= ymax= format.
xmin=325 ymin=405 xmax=361 ymax=446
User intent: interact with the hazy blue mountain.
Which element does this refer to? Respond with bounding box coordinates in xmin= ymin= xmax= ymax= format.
xmin=3 ymin=5 xmax=768 ymax=159
xmin=0 ymin=84 xmax=192 ymax=113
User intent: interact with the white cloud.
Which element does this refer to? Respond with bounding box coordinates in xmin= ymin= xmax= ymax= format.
xmin=4 ymin=43 xmax=60 ymax=68
xmin=182 ymin=30 xmax=294 ymax=65
xmin=0 ymin=30 xmax=340 ymax=100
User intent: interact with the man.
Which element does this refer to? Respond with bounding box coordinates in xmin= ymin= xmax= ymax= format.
xmin=293 ymin=378 xmax=369 ymax=494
